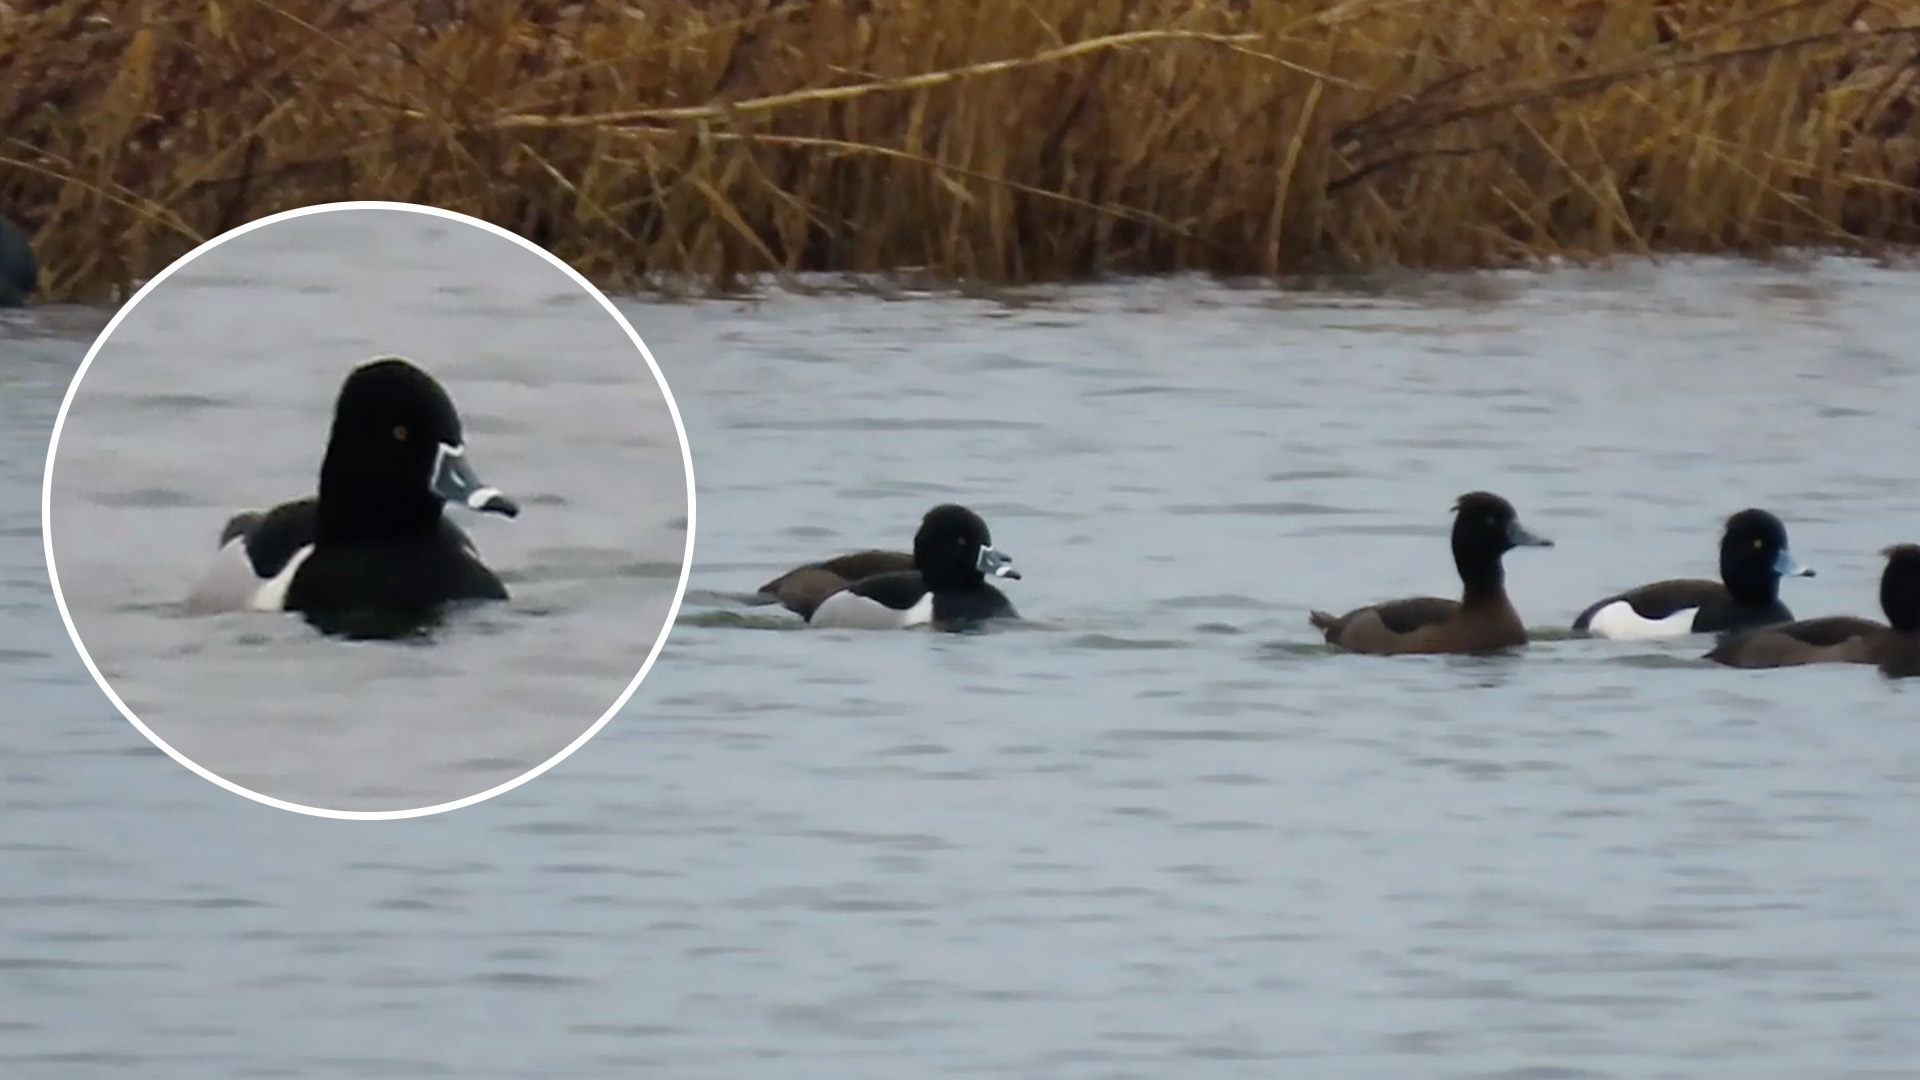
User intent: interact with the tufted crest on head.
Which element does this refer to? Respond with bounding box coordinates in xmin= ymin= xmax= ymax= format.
xmin=1447 ymin=490 xmax=1551 ymax=569
xmin=1452 ymin=491 xmax=1516 ymax=520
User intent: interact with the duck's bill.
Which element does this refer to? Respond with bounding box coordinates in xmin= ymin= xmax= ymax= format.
xmin=976 ymin=545 xmax=1021 ymax=579
xmin=431 ymin=443 xmax=520 ymax=518
xmin=1507 ymin=521 xmax=1553 ymax=548
xmin=1774 ymin=549 xmax=1814 ymax=578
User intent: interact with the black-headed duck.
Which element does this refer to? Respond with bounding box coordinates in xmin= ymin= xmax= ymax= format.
xmin=1574 ymin=508 xmax=1812 ymax=639
xmin=184 ymin=356 xmax=519 ymax=639
xmin=806 ymin=504 xmax=1022 ymax=631
xmin=1310 ymin=491 xmax=1552 ymax=656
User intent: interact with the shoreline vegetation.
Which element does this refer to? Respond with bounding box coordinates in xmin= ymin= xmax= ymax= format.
xmin=3 ymin=0 xmax=1919 ymax=302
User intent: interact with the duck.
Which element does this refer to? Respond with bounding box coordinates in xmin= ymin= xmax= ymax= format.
xmin=753 ymin=549 xmax=914 ymax=620
xmin=1876 ymin=544 xmax=1920 ymax=679
xmin=184 ymin=356 xmax=519 ymax=638
xmin=1707 ymin=543 xmax=1920 ymax=673
xmin=1572 ymin=508 xmax=1812 ymax=640
xmin=1309 ymin=491 xmax=1553 ymax=656
xmin=0 ymin=214 xmax=37 ymax=307
xmin=807 ymin=504 xmax=1021 ymax=631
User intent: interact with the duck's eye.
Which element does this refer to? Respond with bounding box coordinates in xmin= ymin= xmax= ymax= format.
xmin=393 ymin=425 xmax=408 ymax=442
xmin=1753 ymin=537 xmax=1764 ymax=549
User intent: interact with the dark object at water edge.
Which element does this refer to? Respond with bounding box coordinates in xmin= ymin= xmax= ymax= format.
xmin=0 ymin=215 xmax=38 ymax=307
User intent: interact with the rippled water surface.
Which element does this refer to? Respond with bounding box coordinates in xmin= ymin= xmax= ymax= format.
xmin=6 ymin=257 xmax=1920 ymax=1078
xmin=41 ymin=210 xmax=689 ymax=811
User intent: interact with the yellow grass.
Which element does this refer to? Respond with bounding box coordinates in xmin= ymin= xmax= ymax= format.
xmin=3 ymin=0 xmax=1919 ymax=301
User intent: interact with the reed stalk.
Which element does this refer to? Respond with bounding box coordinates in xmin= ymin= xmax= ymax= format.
xmin=3 ymin=0 xmax=1917 ymax=301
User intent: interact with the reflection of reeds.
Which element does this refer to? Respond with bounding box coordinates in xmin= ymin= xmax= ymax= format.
xmin=3 ymin=0 xmax=1918 ymax=300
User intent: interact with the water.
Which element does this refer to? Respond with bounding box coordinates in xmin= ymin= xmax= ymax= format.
xmin=39 ymin=209 xmax=690 ymax=813
xmin=5 ymin=257 xmax=1920 ymax=1078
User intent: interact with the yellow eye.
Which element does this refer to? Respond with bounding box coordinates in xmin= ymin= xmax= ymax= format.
xmin=393 ymin=425 xmax=408 ymax=441
xmin=1753 ymin=537 xmax=1763 ymax=549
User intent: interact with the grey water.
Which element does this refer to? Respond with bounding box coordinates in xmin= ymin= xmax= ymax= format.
xmin=5 ymin=256 xmax=1920 ymax=1079
xmin=40 ymin=210 xmax=689 ymax=812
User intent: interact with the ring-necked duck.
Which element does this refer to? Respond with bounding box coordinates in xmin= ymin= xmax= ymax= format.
xmin=807 ymin=504 xmax=1021 ymax=631
xmin=754 ymin=549 xmax=914 ymax=620
xmin=1309 ymin=491 xmax=1553 ymax=656
xmin=184 ymin=356 xmax=519 ymax=638
xmin=0 ymin=215 xmax=36 ymax=307
xmin=1573 ymin=508 xmax=1812 ymax=640
xmin=1707 ymin=543 xmax=1920 ymax=673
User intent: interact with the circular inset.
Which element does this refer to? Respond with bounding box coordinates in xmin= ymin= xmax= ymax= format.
xmin=43 ymin=201 xmax=695 ymax=819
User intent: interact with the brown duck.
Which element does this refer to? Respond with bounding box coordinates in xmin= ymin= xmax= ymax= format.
xmin=1309 ymin=491 xmax=1554 ymax=656
xmin=1707 ymin=543 xmax=1920 ymax=676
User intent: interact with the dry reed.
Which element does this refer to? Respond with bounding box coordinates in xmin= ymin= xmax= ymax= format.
xmin=3 ymin=0 xmax=1919 ymax=301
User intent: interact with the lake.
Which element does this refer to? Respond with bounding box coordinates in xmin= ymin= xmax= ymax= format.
xmin=5 ymin=256 xmax=1919 ymax=1078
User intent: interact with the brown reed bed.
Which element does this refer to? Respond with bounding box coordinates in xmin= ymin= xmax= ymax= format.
xmin=2 ymin=0 xmax=1919 ymax=302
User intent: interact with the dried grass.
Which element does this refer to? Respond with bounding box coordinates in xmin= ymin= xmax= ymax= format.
xmin=3 ymin=0 xmax=1919 ymax=300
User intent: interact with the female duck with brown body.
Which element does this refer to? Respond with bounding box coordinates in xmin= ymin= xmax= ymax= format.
xmin=1572 ymin=508 xmax=1812 ymax=640
xmin=1706 ymin=544 xmax=1920 ymax=673
xmin=1309 ymin=491 xmax=1554 ymax=656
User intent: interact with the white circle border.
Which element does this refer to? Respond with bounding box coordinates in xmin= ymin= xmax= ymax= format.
xmin=39 ymin=200 xmax=698 ymax=821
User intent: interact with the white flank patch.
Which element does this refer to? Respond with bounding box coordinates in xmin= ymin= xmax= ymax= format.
xmin=899 ymin=591 xmax=934 ymax=628
xmin=1587 ymin=601 xmax=1699 ymax=641
xmin=810 ymin=588 xmax=934 ymax=630
xmin=249 ymin=544 xmax=315 ymax=612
